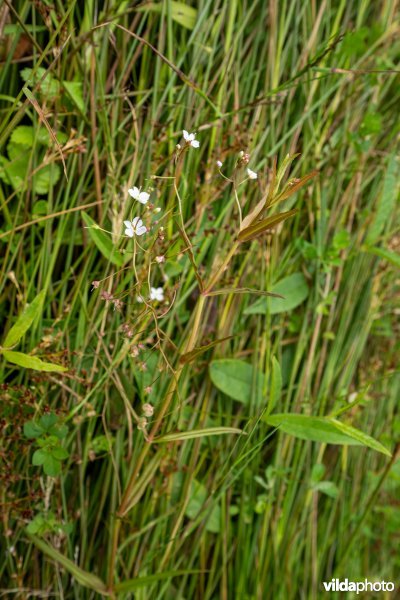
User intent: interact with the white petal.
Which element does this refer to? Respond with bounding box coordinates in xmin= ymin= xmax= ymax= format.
xmin=136 ymin=225 xmax=147 ymax=236
xmin=247 ymin=168 xmax=257 ymax=179
xmin=191 ymin=140 xmax=200 ymax=148
xmin=125 ymin=227 xmax=134 ymax=237
xmin=124 ymin=220 xmax=132 ymax=228
xmin=138 ymin=191 xmax=150 ymax=204
xmin=132 ymin=216 xmax=141 ymax=227
xmin=217 ymin=160 xmax=223 ymax=167
xmin=183 ymin=130 xmax=190 ymax=140
xmin=128 ymin=187 xmax=139 ymax=199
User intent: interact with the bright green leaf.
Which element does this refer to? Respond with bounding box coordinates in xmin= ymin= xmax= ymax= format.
xmin=3 ymin=350 xmax=67 ymax=372
xmin=209 ymin=359 xmax=265 ymax=405
xmin=3 ymin=289 xmax=46 ymax=348
xmin=265 ymin=414 xmax=391 ymax=456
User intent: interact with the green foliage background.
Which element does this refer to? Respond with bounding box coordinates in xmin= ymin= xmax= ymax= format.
xmin=0 ymin=0 xmax=399 ymax=597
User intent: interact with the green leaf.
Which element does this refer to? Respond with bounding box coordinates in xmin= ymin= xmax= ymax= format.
xmin=138 ymin=2 xmax=198 ymax=30
xmin=3 ymin=290 xmax=46 ymax=347
xmin=32 ymin=449 xmax=47 ymax=466
xmin=238 ymin=209 xmax=298 ymax=243
xmin=115 ymin=571 xmax=202 ymax=593
xmin=32 ymin=162 xmax=61 ymax=195
xmin=39 ymin=413 xmax=58 ymax=430
xmin=42 ymin=455 xmax=62 ymax=476
xmin=366 ymin=154 xmax=399 ymax=245
xmin=63 ymin=81 xmax=85 ymax=112
xmin=82 ymin=212 xmax=125 ymax=267
xmin=364 ymin=246 xmax=400 ymax=268
xmin=244 ymin=273 xmax=309 ymax=315
xmin=268 ymin=356 xmax=282 ymax=414
xmin=179 ymin=336 xmax=233 ymax=364
xmin=28 ymin=535 xmax=108 ymax=594
xmin=3 ymin=350 xmax=67 ymax=372
xmin=313 ymin=480 xmax=339 ymax=498
xmin=209 ymin=359 xmax=265 ymax=405
xmin=9 ymin=125 xmax=61 ymax=147
xmin=265 ymin=414 xmax=391 ymax=456
xmin=51 ymin=446 xmax=69 ymax=460
xmin=155 ymin=427 xmax=243 ymax=443
xmin=186 ymin=480 xmax=221 ymax=533
xmin=24 ymin=421 xmax=43 ymax=439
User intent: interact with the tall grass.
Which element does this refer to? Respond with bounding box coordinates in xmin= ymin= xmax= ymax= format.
xmin=0 ymin=1 xmax=399 ymax=598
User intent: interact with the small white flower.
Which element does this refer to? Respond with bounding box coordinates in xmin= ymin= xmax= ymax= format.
xmin=216 ymin=160 xmax=223 ymax=168
xmin=137 ymin=295 xmax=144 ymax=303
xmin=124 ymin=217 xmax=147 ymax=237
xmin=247 ymin=168 xmax=258 ymax=180
xmin=183 ymin=130 xmax=200 ymax=148
xmin=150 ymin=287 xmax=164 ymax=302
xmin=128 ymin=186 xmax=150 ymax=204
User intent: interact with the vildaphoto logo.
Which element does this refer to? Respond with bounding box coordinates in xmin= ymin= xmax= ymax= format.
xmin=322 ymin=579 xmax=395 ymax=594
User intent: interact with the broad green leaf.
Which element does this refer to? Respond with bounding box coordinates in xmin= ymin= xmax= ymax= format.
xmin=115 ymin=571 xmax=202 ymax=593
xmin=3 ymin=350 xmax=67 ymax=372
xmin=265 ymin=414 xmax=391 ymax=456
xmin=364 ymin=246 xmax=400 ymax=268
xmin=155 ymin=427 xmax=243 ymax=443
xmin=51 ymin=446 xmax=69 ymax=461
xmin=63 ymin=80 xmax=85 ymax=112
xmin=186 ymin=480 xmax=221 ymax=533
xmin=366 ymin=154 xmax=399 ymax=244
xmin=4 ymin=289 xmax=46 ymax=347
xmin=32 ymin=449 xmax=47 ymax=466
xmin=238 ymin=209 xmax=298 ymax=242
xmin=24 ymin=421 xmax=43 ymax=439
xmin=138 ymin=2 xmax=197 ymax=30
xmin=82 ymin=212 xmax=125 ymax=267
xmin=32 ymin=162 xmax=61 ymax=195
xmin=42 ymin=455 xmax=62 ymax=476
xmin=28 ymin=535 xmax=108 ymax=594
xmin=209 ymin=359 xmax=265 ymax=404
xmin=244 ymin=273 xmax=309 ymax=315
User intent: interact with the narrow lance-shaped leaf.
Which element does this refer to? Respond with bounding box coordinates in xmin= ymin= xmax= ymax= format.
xmin=3 ymin=289 xmax=46 ymax=348
xmin=270 ymin=170 xmax=318 ymax=206
xmin=180 ymin=336 xmax=234 ymax=364
xmin=3 ymin=350 xmax=67 ymax=373
xmin=265 ymin=414 xmax=391 ymax=456
xmin=27 ymin=535 xmax=109 ymax=594
xmin=154 ymin=427 xmax=244 ymax=443
xmin=238 ymin=209 xmax=298 ymax=243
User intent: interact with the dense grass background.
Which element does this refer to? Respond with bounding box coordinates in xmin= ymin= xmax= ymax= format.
xmin=0 ymin=0 xmax=399 ymax=598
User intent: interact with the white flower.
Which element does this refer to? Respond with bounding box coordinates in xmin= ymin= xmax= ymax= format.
xmin=183 ymin=130 xmax=200 ymax=148
xmin=128 ymin=186 xmax=150 ymax=204
xmin=124 ymin=217 xmax=147 ymax=237
xmin=247 ymin=168 xmax=258 ymax=179
xmin=216 ymin=160 xmax=223 ymax=168
xmin=150 ymin=287 xmax=164 ymax=302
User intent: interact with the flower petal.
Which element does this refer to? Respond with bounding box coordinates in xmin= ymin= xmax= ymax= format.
xmin=132 ymin=216 xmax=141 ymax=227
xmin=124 ymin=220 xmax=132 ymax=227
xmin=138 ymin=191 xmax=150 ymax=204
xmin=183 ymin=130 xmax=189 ymax=140
xmin=191 ymin=140 xmax=200 ymax=148
xmin=137 ymin=225 xmax=147 ymax=236
xmin=125 ymin=227 xmax=134 ymax=237
xmin=128 ymin=186 xmax=139 ymax=199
